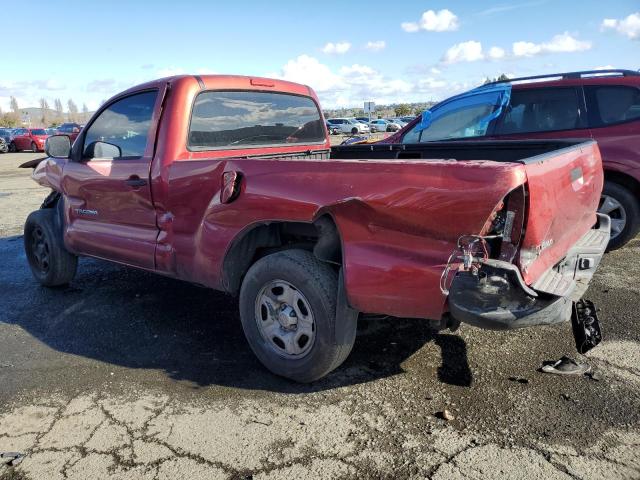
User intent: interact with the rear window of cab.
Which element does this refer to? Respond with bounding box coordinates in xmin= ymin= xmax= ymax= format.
xmin=188 ymin=90 xmax=325 ymax=150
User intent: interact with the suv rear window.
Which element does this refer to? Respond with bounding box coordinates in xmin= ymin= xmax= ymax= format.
xmin=189 ymin=91 xmax=325 ymax=149
xmin=495 ymin=87 xmax=581 ymax=134
xmin=585 ymin=85 xmax=640 ymax=127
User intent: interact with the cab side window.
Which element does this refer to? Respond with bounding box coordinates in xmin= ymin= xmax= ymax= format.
xmin=83 ymin=91 xmax=157 ymax=160
xmin=585 ymin=85 xmax=640 ymax=127
xmin=495 ymin=88 xmax=581 ymax=134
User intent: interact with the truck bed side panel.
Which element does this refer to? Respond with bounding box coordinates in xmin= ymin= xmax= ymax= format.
xmin=160 ymin=158 xmax=526 ymax=320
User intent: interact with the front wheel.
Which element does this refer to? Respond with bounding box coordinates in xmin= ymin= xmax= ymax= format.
xmin=24 ymin=209 xmax=78 ymax=286
xmin=9 ymin=142 xmax=17 ymax=152
xmin=31 ymin=141 xmax=38 ymax=152
xmin=599 ymin=180 xmax=640 ymax=251
xmin=239 ymin=249 xmax=357 ymax=382
xmin=351 ymin=127 xmax=358 ymax=135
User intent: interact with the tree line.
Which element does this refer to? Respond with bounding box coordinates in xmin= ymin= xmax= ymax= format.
xmin=0 ymin=96 xmax=90 ymax=127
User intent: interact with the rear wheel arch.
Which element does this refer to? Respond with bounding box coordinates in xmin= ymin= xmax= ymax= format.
xmin=221 ymin=215 xmax=344 ymax=295
xmin=601 ymin=170 xmax=640 ymax=250
xmin=604 ymin=169 xmax=640 ymax=198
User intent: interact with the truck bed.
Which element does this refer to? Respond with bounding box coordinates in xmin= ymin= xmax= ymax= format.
xmin=330 ymin=138 xmax=591 ymax=163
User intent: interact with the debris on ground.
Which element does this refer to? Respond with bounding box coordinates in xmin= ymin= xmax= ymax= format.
xmin=0 ymin=452 xmax=24 ymax=467
xmin=540 ymin=356 xmax=590 ymax=376
xmin=437 ymin=409 xmax=455 ymax=421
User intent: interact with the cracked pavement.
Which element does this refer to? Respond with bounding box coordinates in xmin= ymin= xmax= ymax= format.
xmin=1 ymin=153 xmax=639 ymax=479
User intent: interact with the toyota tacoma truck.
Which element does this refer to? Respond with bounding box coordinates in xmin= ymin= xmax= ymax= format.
xmin=23 ymin=75 xmax=609 ymax=382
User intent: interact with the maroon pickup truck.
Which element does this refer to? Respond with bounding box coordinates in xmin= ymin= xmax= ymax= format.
xmin=23 ymin=75 xmax=609 ymax=382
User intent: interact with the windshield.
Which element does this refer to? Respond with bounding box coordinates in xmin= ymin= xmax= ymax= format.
xmin=189 ymin=90 xmax=325 ymax=149
xmin=31 ymin=129 xmax=47 ymax=135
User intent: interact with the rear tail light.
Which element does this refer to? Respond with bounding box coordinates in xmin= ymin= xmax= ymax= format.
xmin=440 ymin=186 xmax=527 ymax=294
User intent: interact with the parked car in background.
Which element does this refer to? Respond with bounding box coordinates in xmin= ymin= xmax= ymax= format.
xmin=0 ymin=137 xmax=8 ymax=153
xmin=56 ymin=122 xmax=82 ymax=143
xmin=9 ymin=128 xmax=48 ymax=152
xmin=390 ymin=118 xmax=409 ymax=128
xmin=45 ymin=128 xmax=57 ymax=136
xmin=385 ymin=69 xmax=640 ymax=250
xmin=327 ymin=117 xmax=370 ymax=134
xmin=369 ymin=119 xmax=401 ymax=132
xmin=326 ymin=122 xmax=340 ymax=135
xmin=0 ymin=128 xmax=14 ymax=145
xmin=355 ymin=117 xmax=371 ymax=124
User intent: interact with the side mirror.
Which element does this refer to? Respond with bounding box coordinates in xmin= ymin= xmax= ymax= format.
xmin=45 ymin=134 xmax=71 ymax=158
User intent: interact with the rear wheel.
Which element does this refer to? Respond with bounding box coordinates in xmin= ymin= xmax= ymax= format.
xmin=239 ymin=249 xmax=357 ymax=382
xmin=9 ymin=142 xmax=17 ymax=152
xmin=24 ymin=209 xmax=78 ymax=286
xmin=599 ymin=180 xmax=640 ymax=251
xmin=351 ymin=127 xmax=358 ymax=135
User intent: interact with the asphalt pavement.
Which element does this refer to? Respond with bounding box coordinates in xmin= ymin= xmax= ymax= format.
xmin=0 ymin=152 xmax=639 ymax=479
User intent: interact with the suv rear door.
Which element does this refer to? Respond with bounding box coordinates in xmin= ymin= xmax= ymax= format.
xmin=490 ymin=86 xmax=591 ymax=141
xmin=61 ymin=87 xmax=166 ymax=269
xmin=583 ymin=84 xmax=640 ymax=173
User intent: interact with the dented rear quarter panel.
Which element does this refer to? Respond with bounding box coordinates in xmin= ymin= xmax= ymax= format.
xmin=159 ymin=156 xmax=527 ymax=320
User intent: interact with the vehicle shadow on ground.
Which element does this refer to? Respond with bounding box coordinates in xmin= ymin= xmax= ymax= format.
xmin=1 ymin=235 xmax=473 ymax=393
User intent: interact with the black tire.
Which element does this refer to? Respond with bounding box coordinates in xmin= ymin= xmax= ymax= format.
xmin=9 ymin=142 xmax=17 ymax=153
xmin=351 ymin=127 xmax=358 ymax=135
xmin=239 ymin=249 xmax=357 ymax=382
xmin=24 ymin=208 xmax=78 ymax=286
xmin=600 ymin=181 xmax=640 ymax=251
xmin=31 ymin=141 xmax=38 ymax=152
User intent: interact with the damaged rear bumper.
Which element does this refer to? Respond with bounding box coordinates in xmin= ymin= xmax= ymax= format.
xmin=448 ymin=214 xmax=610 ymax=330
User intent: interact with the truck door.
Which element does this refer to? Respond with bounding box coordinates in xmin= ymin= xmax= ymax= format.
xmin=61 ymin=88 xmax=165 ymax=269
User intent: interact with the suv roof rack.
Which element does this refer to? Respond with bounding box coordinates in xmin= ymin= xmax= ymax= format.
xmin=486 ymin=69 xmax=640 ymax=85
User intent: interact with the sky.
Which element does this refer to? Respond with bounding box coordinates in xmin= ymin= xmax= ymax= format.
xmin=1 ymin=0 xmax=639 ymax=112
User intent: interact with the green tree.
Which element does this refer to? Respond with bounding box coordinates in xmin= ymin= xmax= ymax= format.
xmin=394 ymin=104 xmax=412 ymax=117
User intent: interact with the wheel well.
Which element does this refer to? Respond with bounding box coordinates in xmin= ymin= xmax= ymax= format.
xmin=222 ymin=215 xmax=342 ymax=294
xmin=605 ymin=170 xmax=640 ymax=198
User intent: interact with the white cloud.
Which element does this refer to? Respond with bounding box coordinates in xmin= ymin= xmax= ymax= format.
xmin=512 ymin=32 xmax=591 ymax=57
xmin=272 ymin=55 xmax=464 ymax=108
xmin=278 ymin=55 xmax=341 ymax=92
xmin=157 ymin=67 xmax=186 ymax=77
xmin=430 ymin=67 xmax=442 ymax=75
xmin=401 ymin=9 xmax=459 ymax=32
xmin=322 ymin=42 xmax=351 ymax=54
xmin=488 ymin=46 xmax=506 ymax=60
xmin=601 ymin=12 xmax=640 ymax=40
xmin=365 ymin=40 xmax=386 ymax=52
xmin=442 ymin=41 xmax=484 ymax=64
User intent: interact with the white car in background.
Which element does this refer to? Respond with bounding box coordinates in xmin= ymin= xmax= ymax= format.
xmin=369 ymin=119 xmax=402 ymax=133
xmin=326 ymin=118 xmax=370 ymax=135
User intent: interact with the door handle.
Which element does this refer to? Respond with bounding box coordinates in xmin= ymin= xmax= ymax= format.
xmin=125 ymin=176 xmax=147 ymax=187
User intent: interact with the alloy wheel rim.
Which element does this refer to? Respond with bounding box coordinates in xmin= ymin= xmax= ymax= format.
xmin=599 ymin=194 xmax=627 ymax=240
xmin=254 ymin=279 xmax=316 ymax=359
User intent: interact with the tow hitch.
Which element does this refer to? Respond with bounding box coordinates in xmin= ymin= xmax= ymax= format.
xmin=571 ymin=299 xmax=602 ymax=354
